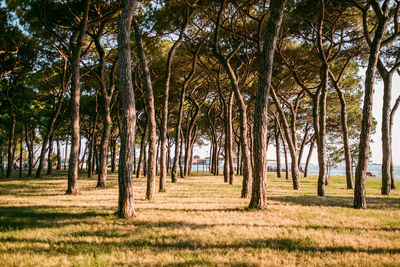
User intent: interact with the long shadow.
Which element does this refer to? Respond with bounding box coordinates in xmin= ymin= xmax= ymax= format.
xmin=1 ymin=234 xmax=399 ymax=256
xmin=0 ymin=206 xmax=111 ymax=232
xmin=269 ymin=195 xmax=400 ymax=209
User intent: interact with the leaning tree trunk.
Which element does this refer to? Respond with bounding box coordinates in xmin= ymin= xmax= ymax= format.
xmin=304 ymin=137 xmax=315 ymax=178
xmin=66 ymin=0 xmax=90 ymax=195
xmin=117 ymin=0 xmax=137 ymax=218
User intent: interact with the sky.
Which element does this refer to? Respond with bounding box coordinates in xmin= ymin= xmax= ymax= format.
xmin=193 ymin=72 xmax=400 ymax=166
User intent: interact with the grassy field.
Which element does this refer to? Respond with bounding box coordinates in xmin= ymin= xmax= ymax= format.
xmin=0 ymin=171 xmax=399 ymax=266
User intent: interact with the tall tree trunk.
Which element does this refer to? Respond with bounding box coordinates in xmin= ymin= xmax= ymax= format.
xmin=317 ymin=68 xmax=328 ymax=196
xmin=297 ymin=123 xmax=309 ymax=172
xmin=160 ymin=11 xmax=191 ymax=192
xmin=354 ymin=3 xmax=388 ymax=209
xmin=117 ymin=0 xmax=137 ymax=218
xmin=132 ymin=18 xmax=157 ymax=201
xmin=66 ymin=0 xmax=90 ymax=195
xmin=380 ymin=72 xmax=393 ymax=195
xmin=0 ymin=142 xmax=4 ymax=178
xmin=249 ymin=0 xmax=286 ymax=208
xmin=24 ymin=123 xmax=34 ymax=177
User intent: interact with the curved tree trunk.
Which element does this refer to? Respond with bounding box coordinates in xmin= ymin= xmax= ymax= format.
xmin=47 ymin=134 xmax=54 ymax=175
xmin=117 ymin=0 xmax=137 ymax=218
xmin=66 ymin=0 xmax=90 ymax=195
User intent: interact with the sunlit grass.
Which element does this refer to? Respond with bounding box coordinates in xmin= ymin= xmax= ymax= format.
xmin=0 ymin=171 xmax=399 ymax=266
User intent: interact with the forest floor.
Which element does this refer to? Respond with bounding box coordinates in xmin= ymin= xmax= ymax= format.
xmin=0 ymin=171 xmax=399 ymax=266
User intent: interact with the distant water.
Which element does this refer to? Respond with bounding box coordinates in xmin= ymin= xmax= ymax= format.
xmin=304 ymin=163 xmax=400 ymax=180
xmin=192 ymin=162 xmax=400 ymax=180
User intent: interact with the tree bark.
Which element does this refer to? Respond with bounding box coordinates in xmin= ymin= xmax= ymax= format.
xmin=354 ymin=1 xmax=388 ymax=209
xmin=159 ymin=9 xmax=192 ymax=192
xmin=66 ymin=0 xmax=90 ymax=195
xmin=132 ymin=18 xmax=157 ymax=200
xmin=117 ymin=0 xmax=137 ymax=218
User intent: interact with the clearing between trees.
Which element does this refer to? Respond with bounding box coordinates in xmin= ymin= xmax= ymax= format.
xmin=0 ymin=172 xmax=399 ymax=266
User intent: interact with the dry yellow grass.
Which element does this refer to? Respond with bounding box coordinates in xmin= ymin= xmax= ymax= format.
xmin=0 ymin=171 xmax=399 ymax=266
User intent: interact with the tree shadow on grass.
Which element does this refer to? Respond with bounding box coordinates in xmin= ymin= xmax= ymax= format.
xmin=269 ymin=195 xmax=400 ymax=209
xmin=1 ymin=233 xmax=399 ymax=256
xmin=0 ymin=206 xmax=111 ymax=232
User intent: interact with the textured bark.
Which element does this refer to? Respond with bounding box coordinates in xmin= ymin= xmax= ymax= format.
xmin=132 ymin=18 xmax=157 ymax=200
xmin=354 ymin=1 xmax=388 ymax=209
xmin=249 ymin=0 xmax=287 ymax=208
xmin=0 ymin=143 xmax=4 ymax=178
xmin=213 ymin=0 xmax=253 ymax=198
xmin=330 ymin=71 xmax=353 ymax=189
xmin=160 ymin=10 xmax=192 ymax=192
xmin=117 ymin=0 xmax=137 ymax=218
xmin=179 ymin=131 xmax=184 ymax=178
xmin=270 ymin=89 xmax=300 ymax=190
xmin=66 ymin=0 xmax=90 ymax=195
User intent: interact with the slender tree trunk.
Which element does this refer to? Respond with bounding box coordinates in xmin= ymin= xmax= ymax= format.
xmin=56 ymin=139 xmax=62 ymax=170
xmin=97 ymin=101 xmax=111 ymax=188
xmin=332 ymin=77 xmax=354 ymax=189
xmin=0 ymin=143 xmax=4 ymax=178
xmin=111 ymin=138 xmax=117 ymax=173
xmin=275 ymin=119 xmax=281 ymax=178
xmin=117 ymin=0 xmax=137 ymax=218
xmin=137 ymin=122 xmax=147 ymax=178
xmin=64 ymin=137 xmax=68 ymax=170
xmin=304 ymin=138 xmax=314 ymax=178
xmin=297 ymin=123 xmax=309 ymax=172
xmin=66 ymin=0 xmax=90 ymax=195
xmin=171 ymin=86 xmax=185 ymax=182
xmin=381 ymin=75 xmax=392 ymax=195
xmin=143 ymin=143 xmax=147 ymax=177
xmin=179 ymin=134 xmax=184 ymax=178
xmin=236 ymin=141 xmax=241 ymax=176
xmin=47 ymin=135 xmax=54 ymax=175
xmin=282 ymin=133 xmax=289 ymax=180
xmin=159 ymin=12 xmax=191 ymax=192
xmin=132 ymin=18 xmax=157 ymax=201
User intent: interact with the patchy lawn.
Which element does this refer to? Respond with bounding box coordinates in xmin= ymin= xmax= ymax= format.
xmin=0 ymin=171 xmax=399 ymax=266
